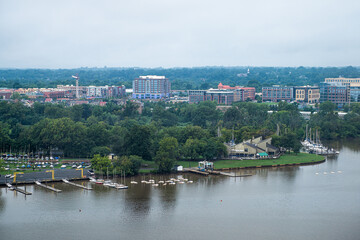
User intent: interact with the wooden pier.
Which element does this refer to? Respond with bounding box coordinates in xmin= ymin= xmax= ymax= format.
xmin=35 ymin=181 xmax=62 ymax=193
xmin=62 ymin=179 xmax=92 ymax=190
xmin=6 ymin=183 xmax=32 ymax=195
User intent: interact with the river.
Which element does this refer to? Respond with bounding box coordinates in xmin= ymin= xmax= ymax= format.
xmin=0 ymin=140 xmax=359 ymax=240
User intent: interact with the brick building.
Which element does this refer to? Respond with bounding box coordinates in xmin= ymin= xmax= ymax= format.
xmin=262 ymin=86 xmax=293 ymax=102
xmin=319 ymin=82 xmax=348 ymax=105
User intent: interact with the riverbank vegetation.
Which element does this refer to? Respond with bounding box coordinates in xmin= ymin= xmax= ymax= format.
xmin=1 ymin=100 xmax=359 ymax=175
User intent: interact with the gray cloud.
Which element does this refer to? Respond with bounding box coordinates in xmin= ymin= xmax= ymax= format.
xmin=0 ymin=0 xmax=359 ymax=68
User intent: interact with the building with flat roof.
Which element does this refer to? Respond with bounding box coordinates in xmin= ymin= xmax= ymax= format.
xmin=319 ymin=82 xmax=348 ymax=106
xmin=293 ymin=86 xmax=320 ymax=104
xmin=325 ymin=77 xmax=360 ymax=86
xmin=262 ymin=86 xmax=293 ymax=102
xmin=349 ymin=83 xmax=360 ymax=102
xmin=218 ymin=83 xmax=255 ymax=101
xmin=322 ymin=78 xmax=360 ymax=104
xmin=188 ymin=89 xmax=234 ymax=105
xmin=132 ymin=75 xmax=171 ymax=99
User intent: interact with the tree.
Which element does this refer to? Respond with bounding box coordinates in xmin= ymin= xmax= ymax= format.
xmin=155 ymin=137 xmax=179 ymax=173
xmin=126 ymin=125 xmax=153 ymax=161
xmin=123 ymin=101 xmax=139 ymax=118
xmin=182 ymin=138 xmax=203 ymax=160
xmin=319 ymin=101 xmax=336 ymax=115
xmin=0 ymin=122 xmax=12 ymax=151
xmin=223 ymin=107 xmax=241 ymax=128
xmin=110 ymin=126 xmax=129 ymax=156
xmin=201 ymin=137 xmax=227 ymax=160
xmin=91 ymin=154 xmax=112 ymax=173
xmin=91 ymin=146 xmax=111 ymax=157
xmin=114 ymin=155 xmax=142 ymax=176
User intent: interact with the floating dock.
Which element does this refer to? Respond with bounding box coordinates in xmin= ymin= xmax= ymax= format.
xmin=6 ymin=183 xmax=32 ymax=195
xmin=183 ymin=168 xmax=252 ymax=177
xmin=35 ymin=181 xmax=62 ymax=193
xmin=183 ymin=168 xmax=210 ymax=175
xmin=62 ymin=179 xmax=92 ymax=190
xmin=218 ymin=172 xmax=253 ymax=177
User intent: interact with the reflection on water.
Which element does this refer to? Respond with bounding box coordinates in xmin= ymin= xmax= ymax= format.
xmin=1 ymin=139 xmax=360 ymax=240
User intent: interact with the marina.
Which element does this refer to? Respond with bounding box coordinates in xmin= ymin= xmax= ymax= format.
xmin=301 ymin=126 xmax=340 ymax=155
xmin=0 ymin=140 xmax=359 ymax=240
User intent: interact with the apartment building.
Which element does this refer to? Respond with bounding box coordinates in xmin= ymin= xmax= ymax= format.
xmin=262 ymin=86 xmax=293 ymax=102
xmin=293 ymin=86 xmax=320 ymax=104
xmin=132 ymin=75 xmax=171 ymax=99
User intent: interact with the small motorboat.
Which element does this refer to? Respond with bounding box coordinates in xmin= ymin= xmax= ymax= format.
xmin=114 ymin=183 xmax=128 ymax=189
xmin=95 ymin=179 xmax=104 ymax=184
xmin=103 ymin=180 xmax=113 ymax=186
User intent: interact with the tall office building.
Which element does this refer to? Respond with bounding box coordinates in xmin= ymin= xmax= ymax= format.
xmin=132 ymin=75 xmax=171 ymax=99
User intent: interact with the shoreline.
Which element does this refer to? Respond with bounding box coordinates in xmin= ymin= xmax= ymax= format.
xmin=215 ymin=158 xmax=326 ymax=171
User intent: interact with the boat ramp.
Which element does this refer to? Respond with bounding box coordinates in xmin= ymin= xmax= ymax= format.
xmin=35 ymin=181 xmax=62 ymax=193
xmin=62 ymin=179 xmax=92 ymax=190
xmin=6 ymin=183 xmax=32 ymax=195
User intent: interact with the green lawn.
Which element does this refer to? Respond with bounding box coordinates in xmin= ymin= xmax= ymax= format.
xmin=177 ymin=153 xmax=324 ymax=170
xmin=139 ymin=169 xmax=154 ymax=174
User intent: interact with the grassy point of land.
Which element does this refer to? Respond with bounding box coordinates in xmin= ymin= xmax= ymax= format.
xmin=178 ymin=153 xmax=324 ymax=170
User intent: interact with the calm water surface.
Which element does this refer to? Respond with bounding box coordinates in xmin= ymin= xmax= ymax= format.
xmin=1 ymin=140 xmax=359 ymax=240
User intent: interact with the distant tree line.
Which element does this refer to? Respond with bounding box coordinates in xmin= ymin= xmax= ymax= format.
xmin=1 ymin=66 xmax=359 ymax=91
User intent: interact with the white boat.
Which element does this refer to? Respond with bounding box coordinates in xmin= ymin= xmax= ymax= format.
xmin=114 ymin=183 xmax=128 ymax=189
xmin=95 ymin=179 xmax=104 ymax=184
xmin=104 ymin=180 xmax=113 ymax=186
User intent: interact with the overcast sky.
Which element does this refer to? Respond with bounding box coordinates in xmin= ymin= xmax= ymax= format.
xmin=0 ymin=0 xmax=359 ymax=68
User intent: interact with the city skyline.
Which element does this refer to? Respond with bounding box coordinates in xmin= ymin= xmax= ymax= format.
xmin=1 ymin=0 xmax=360 ymax=68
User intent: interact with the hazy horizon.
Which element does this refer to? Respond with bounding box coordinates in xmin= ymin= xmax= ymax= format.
xmin=1 ymin=0 xmax=359 ymax=68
